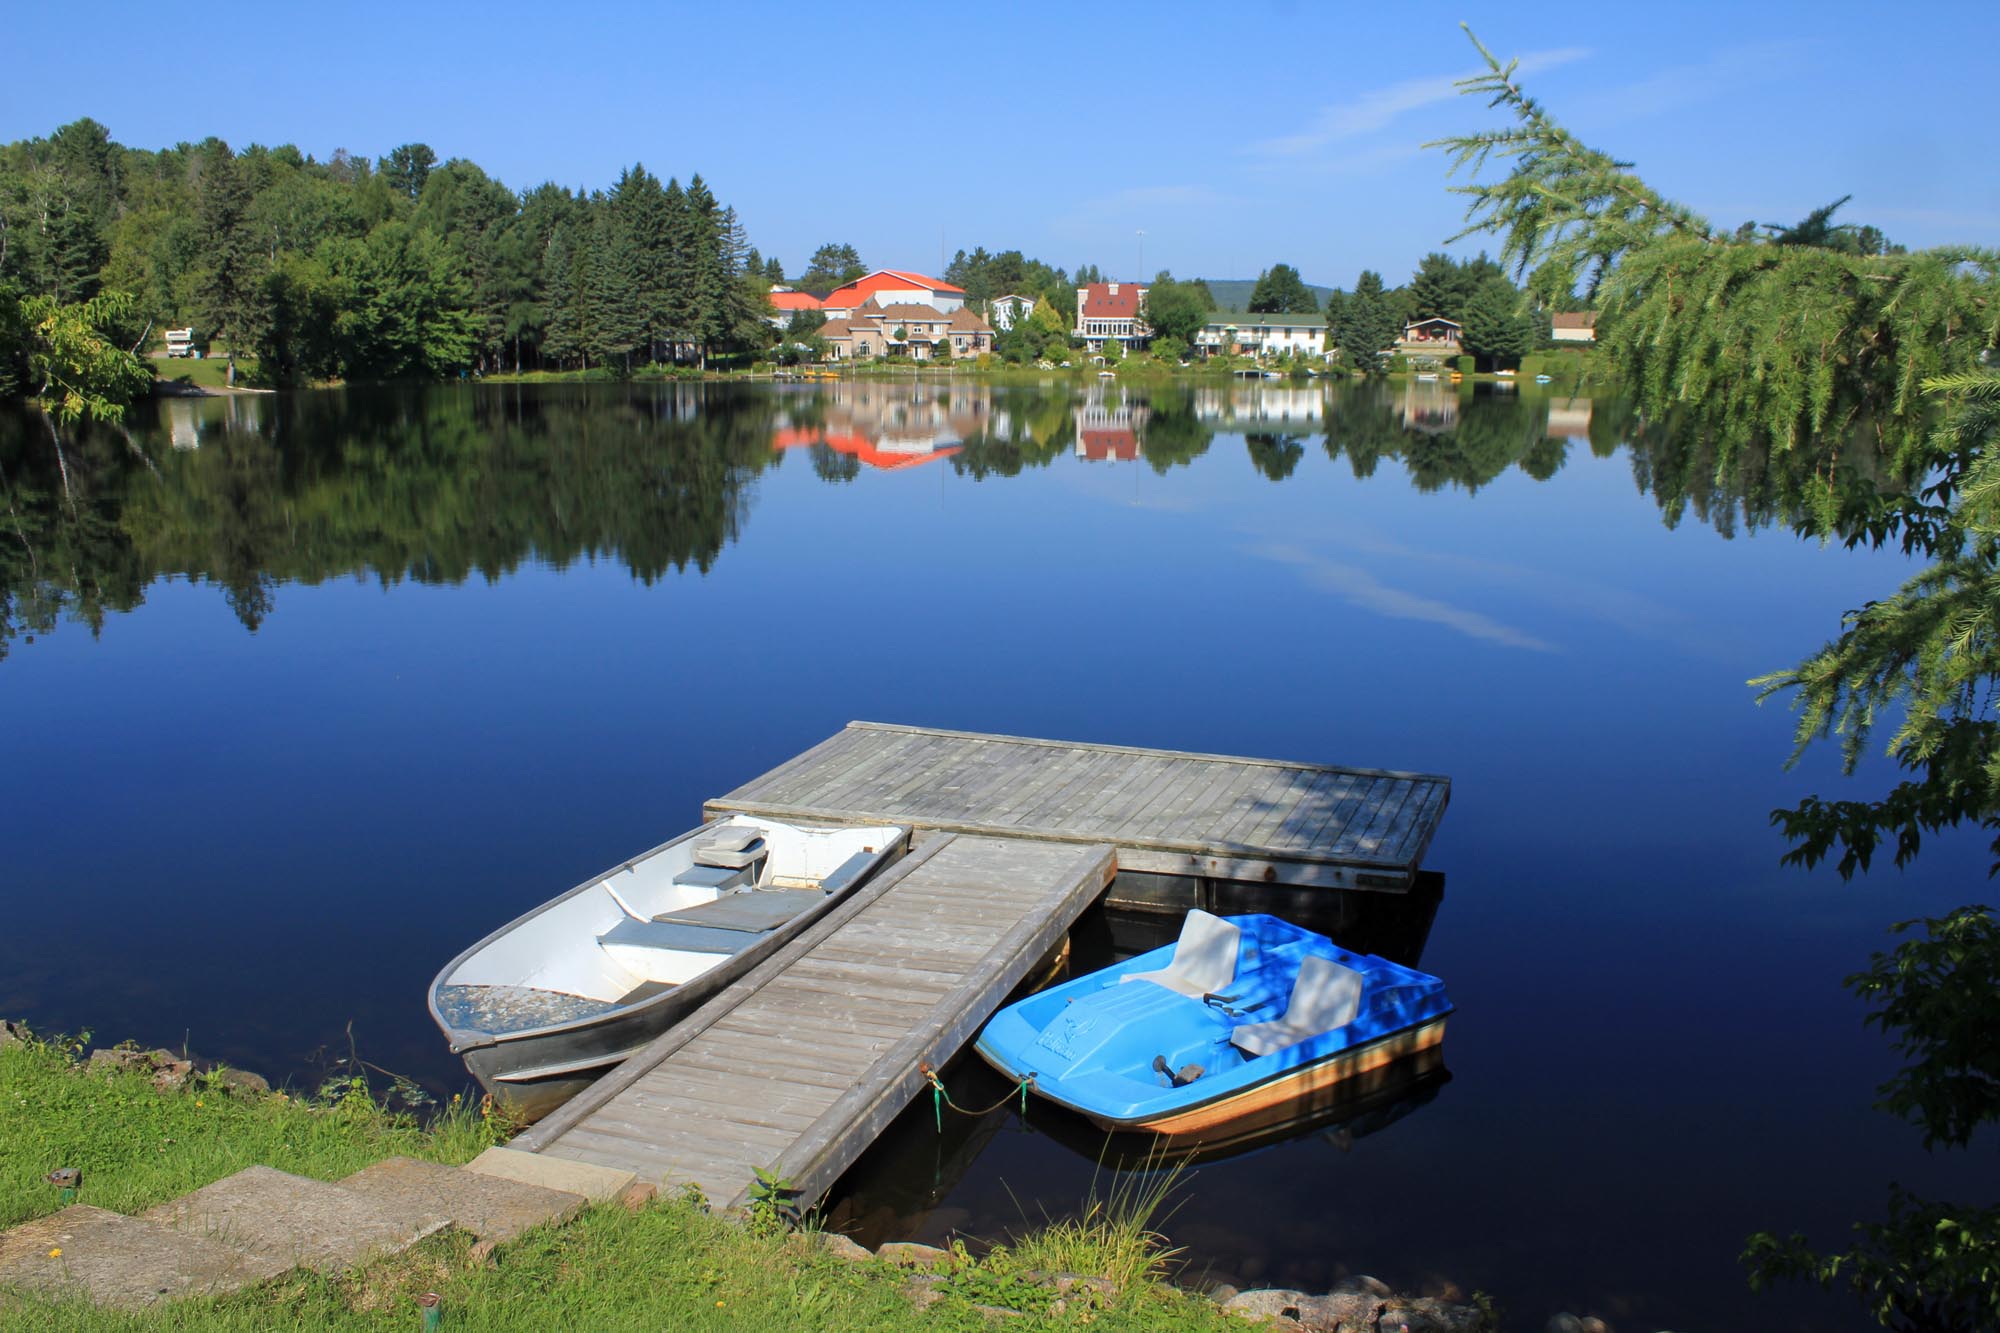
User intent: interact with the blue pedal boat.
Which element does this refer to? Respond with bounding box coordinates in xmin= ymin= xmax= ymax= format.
xmin=975 ymin=911 xmax=1452 ymax=1135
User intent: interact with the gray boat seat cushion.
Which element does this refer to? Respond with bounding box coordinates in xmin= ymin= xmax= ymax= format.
xmin=653 ymin=890 xmax=822 ymax=933
xmin=1230 ymin=955 xmax=1365 ymax=1058
xmin=598 ymin=918 xmax=757 ymax=956
xmin=1120 ymin=909 xmax=1240 ymax=998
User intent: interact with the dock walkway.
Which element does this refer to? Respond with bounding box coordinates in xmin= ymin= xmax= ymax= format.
xmin=514 ymin=835 xmax=1114 ymax=1210
xmin=706 ymin=722 xmax=1449 ymax=892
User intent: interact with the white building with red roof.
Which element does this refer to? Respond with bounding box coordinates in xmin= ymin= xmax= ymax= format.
xmin=764 ymin=288 xmax=825 ymax=331
xmin=819 ymin=270 xmax=967 ymax=319
xmin=1075 ymin=281 xmax=1150 ymax=352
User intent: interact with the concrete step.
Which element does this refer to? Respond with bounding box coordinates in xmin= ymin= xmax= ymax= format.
xmin=464 ymin=1146 xmax=636 ymax=1203
xmin=339 ymin=1157 xmax=586 ymax=1244
xmin=140 ymin=1165 xmax=449 ymax=1275
xmin=0 ymin=1203 xmax=274 ymax=1310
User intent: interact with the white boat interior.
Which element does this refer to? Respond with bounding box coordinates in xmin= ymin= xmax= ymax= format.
xmin=434 ymin=817 xmax=904 ymax=1037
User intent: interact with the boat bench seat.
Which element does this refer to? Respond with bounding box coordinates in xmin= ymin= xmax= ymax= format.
xmin=817 ymin=851 xmax=880 ymax=897
xmin=597 ymin=918 xmax=759 ymax=957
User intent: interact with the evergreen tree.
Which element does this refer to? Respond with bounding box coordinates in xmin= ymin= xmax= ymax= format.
xmin=1333 ymin=270 xmax=1399 ymax=371
xmin=540 ymin=220 xmax=586 ymax=368
xmin=1247 ymin=262 xmax=1317 ymax=313
xmin=799 ymin=242 xmax=863 ymax=290
xmin=585 ymin=202 xmax=643 ymax=370
xmin=192 ymin=141 xmax=262 ymax=380
xmin=380 ymin=143 xmax=436 ymax=202
xmin=1460 ymin=277 xmax=1533 ymax=365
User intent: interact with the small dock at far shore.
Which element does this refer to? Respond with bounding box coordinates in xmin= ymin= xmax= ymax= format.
xmin=513 ymin=722 xmax=1449 ymax=1211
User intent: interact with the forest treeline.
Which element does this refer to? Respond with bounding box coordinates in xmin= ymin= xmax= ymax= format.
xmin=0 ymin=119 xmax=780 ymax=387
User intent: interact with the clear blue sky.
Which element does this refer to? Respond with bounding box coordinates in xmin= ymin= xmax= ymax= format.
xmin=9 ymin=2 xmax=1994 ymax=288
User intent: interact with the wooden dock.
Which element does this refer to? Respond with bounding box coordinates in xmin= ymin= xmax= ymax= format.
xmin=513 ymin=835 xmax=1114 ymax=1210
xmin=706 ymin=722 xmax=1449 ymax=892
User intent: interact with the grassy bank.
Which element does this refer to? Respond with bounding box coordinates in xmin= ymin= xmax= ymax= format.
xmin=0 ymin=1038 xmax=501 ymax=1230
xmin=148 ymin=356 xmax=263 ymax=393
xmin=1 ymin=1033 xmax=1235 ymax=1330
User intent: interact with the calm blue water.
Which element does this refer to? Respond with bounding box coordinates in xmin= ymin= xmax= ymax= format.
xmin=2 ymin=381 xmax=1991 ymax=1330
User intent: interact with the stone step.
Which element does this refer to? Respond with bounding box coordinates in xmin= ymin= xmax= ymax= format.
xmin=464 ymin=1146 xmax=636 ymax=1203
xmin=338 ymin=1157 xmax=586 ymax=1244
xmin=0 ymin=1203 xmax=273 ymax=1310
xmin=140 ymin=1165 xmax=449 ymax=1275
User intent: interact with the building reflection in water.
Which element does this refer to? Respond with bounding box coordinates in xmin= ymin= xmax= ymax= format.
xmin=1192 ymin=385 xmax=1327 ymax=431
xmin=768 ymin=381 xmax=994 ymax=470
xmin=1073 ymin=385 xmax=1151 ymax=462
xmin=1545 ymin=396 xmax=1592 ymax=440
xmin=1397 ymin=380 xmax=1459 ymax=435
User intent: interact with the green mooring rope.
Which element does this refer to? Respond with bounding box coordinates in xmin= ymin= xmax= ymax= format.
xmin=922 ymin=1066 xmax=1033 ymax=1131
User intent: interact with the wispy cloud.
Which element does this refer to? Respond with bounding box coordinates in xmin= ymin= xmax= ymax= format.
xmin=1251 ymin=47 xmax=1590 ymax=160
xmin=1251 ymin=541 xmax=1558 ymax=653
xmin=1566 ymin=41 xmax=1806 ymax=127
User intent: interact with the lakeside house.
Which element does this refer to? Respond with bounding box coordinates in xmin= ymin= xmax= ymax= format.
xmin=816 ymin=300 xmax=993 ymax=361
xmin=819 ymin=270 xmax=967 ymax=320
xmin=1398 ymin=316 xmax=1463 ymax=356
xmin=765 ymin=288 xmax=824 ymax=331
xmin=1075 ymin=281 xmax=1150 ymax=353
xmin=1550 ymin=311 xmax=1599 ymax=343
xmin=988 ymin=294 xmax=1035 ymax=331
xmin=1194 ymin=312 xmax=1331 ymax=361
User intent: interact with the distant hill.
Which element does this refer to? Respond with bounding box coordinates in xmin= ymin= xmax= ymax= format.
xmin=1197 ymin=278 xmax=1338 ymax=313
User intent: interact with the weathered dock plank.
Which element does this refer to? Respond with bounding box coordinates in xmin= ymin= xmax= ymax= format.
xmin=516 ymin=835 xmax=1115 ymax=1210
xmin=705 ymin=722 xmax=1449 ymax=892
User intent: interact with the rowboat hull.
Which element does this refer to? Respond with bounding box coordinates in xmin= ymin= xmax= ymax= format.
xmin=431 ymin=816 xmax=908 ymax=1122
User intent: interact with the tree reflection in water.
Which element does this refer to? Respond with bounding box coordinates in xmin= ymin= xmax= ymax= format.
xmin=0 ymin=379 xmax=1918 ymax=660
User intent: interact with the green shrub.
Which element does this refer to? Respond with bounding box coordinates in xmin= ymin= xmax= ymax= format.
xmin=1456 ymin=354 xmax=1475 ymax=375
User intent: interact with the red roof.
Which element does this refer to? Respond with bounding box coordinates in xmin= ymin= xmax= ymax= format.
xmin=768 ymin=291 xmax=823 ymax=312
xmin=821 ymin=270 xmax=965 ymax=308
xmin=1079 ymin=429 xmax=1140 ymax=462
xmin=770 ymin=427 xmax=961 ymax=472
xmin=1080 ymin=282 xmax=1145 ymax=319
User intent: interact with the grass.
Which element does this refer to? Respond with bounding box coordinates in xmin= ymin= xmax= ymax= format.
xmin=1 ymin=1032 xmax=1236 ymax=1330
xmin=0 ymin=1037 xmax=502 ymax=1229
xmin=149 ymin=355 xmax=261 ymax=392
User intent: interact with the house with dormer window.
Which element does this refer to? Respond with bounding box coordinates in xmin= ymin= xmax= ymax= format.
xmin=1074 ymin=281 xmax=1150 ymax=352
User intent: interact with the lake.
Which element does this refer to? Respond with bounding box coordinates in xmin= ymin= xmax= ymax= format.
xmin=3 ymin=378 xmax=1991 ymax=1330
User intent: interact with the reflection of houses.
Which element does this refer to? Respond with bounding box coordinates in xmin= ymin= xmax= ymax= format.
xmin=1194 ymin=313 xmax=1330 ymax=361
xmin=1398 ymin=380 xmax=1459 ymax=434
xmin=1075 ymin=281 xmax=1149 ymax=353
xmin=769 ymin=382 xmax=997 ymax=468
xmin=988 ymin=294 xmax=1034 ymax=331
xmin=1545 ymin=397 xmax=1592 ymax=439
xmin=1398 ymin=317 xmax=1462 ymax=356
xmin=1072 ymin=388 xmax=1151 ymax=462
xmin=167 ymin=400 xmax=202 ymax=450
xmin=1550 ymin=311 xmax=1598 ymax=343
xmin=817 ymin=302 xmax=993 ymax=361
xmin=1193 ymin=386 xmax=1326 ymax=429
xmin=819 ymin=270 xmax=966 ymax=319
